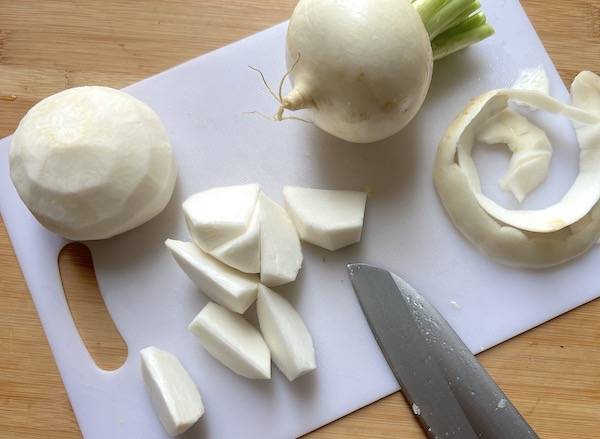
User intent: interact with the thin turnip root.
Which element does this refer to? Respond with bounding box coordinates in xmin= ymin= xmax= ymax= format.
xmin=259 ymin=0 xmax=494 ymax=143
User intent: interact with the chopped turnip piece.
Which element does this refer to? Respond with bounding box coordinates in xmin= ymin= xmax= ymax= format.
xmin=188 ymin=302 xmax=271 ymax=379
xmin=165 ymin=239 xmax=258 ymax=314
xmin=256 ymin=285 xmax=316 ymax=381
xmin=140 ymin=346 xmax=204 ymax=437
xmin=258 ymin=193 xmax=303 ymax=287
xmin=211 ymin=203 xmax=260 ymax=273
xmin=283 ymin=186 xmax=367 ymax=251
xmin=183 ymin=184 xmax=260 ymax=251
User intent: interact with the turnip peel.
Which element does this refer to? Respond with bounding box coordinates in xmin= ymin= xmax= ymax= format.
xmin=434 ymin=71 xmax=600 ymax=268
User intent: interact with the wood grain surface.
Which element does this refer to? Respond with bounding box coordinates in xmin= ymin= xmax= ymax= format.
xmin=1 ymin=1 xmax=600 ymax=438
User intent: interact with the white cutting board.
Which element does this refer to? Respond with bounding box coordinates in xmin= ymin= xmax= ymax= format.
xmin=1 ymin=1 xmax=598 ymax=438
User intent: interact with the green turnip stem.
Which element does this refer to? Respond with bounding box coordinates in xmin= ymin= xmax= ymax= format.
xmin=411 ymin=0 xmax=448 ymax=28
xmin=411 ymin=0 xmax=494 ymax=59
xmin=441 ymin=10 xmax=488 ymax=35
xmin=431 ymin=17 xmax=494 ymax=60
xmin=436 ymin=1 xmax=481 ymax=36
xmin=425 ymin=0 xmax=476 ymax=40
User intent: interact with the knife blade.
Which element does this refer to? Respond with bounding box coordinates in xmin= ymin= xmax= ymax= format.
xmin=347 ymin=263 xmax=539 ymax=439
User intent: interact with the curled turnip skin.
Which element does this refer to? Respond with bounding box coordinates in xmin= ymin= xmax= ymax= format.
xmin=434 ymin=72 xmax=600 ymax=268
xmin=281 ymin=0 xmax=433 ymax=143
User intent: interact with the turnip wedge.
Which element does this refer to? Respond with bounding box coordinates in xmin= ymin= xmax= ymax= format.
xmin=258 ymin=193 xmax=303 ymax=287
xmin=140 ymin=347 xmax=204 ymax=437
xmin=183 ymin=184 xmax=260 ymax=252
xmin=165 ymin=239 xmax=259 ymax=314
xmin=257 ymin=0 xmax=494 ymax=143
xmin=211 ymin=203 xmax=261 ymax=274
xmin=283 ymin=186 xmax=367 ymax=251
xmin=256 ymin=285 xmax=316 ymax=381
xmin=189 ymin=302 xmax=271 ymax=380
xmin=434 ymin=71 xmax=600 ymax=268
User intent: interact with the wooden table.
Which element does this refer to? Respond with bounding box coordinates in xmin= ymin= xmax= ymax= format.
xmin=1 ymin=1 xmax=600 ymax=437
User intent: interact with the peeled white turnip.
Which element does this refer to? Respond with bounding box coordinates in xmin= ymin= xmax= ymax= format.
xmin=10 ymin=86 xmax=177 ymax=240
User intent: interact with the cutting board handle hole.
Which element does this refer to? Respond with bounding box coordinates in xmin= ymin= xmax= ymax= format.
xmin=58 ymin=242 xmax=128 ymax=371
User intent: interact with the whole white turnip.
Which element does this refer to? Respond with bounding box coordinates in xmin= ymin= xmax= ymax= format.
xmin=261 ymin=0 xmax=494 ymax=143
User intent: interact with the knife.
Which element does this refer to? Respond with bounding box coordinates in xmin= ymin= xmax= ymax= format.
xmin=347 ymin=263 xmax=539 ymax=439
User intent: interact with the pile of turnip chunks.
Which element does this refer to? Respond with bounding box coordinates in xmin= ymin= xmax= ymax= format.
xmin=141 ymin=184 xmax=367 ymax=436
